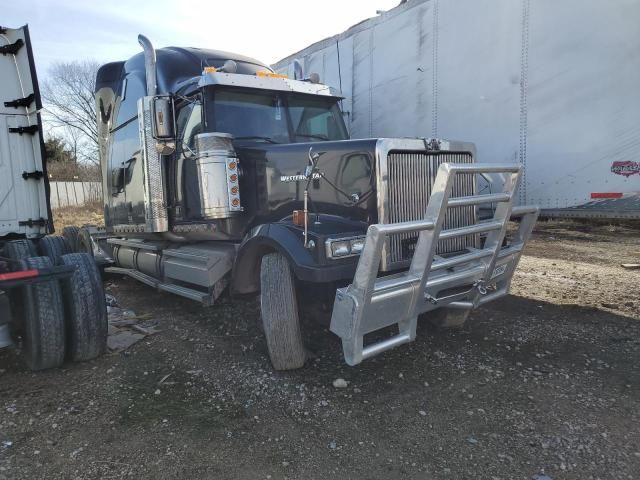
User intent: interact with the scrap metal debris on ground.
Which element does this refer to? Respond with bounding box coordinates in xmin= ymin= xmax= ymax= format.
xmin=621 ymin=263 xmax=640 ymax=270
xmin=105 ymin=292 xmax=160 ymax=352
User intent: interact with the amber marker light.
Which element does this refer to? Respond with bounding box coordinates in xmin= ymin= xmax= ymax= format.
xmin=256 ymin=71 xmax=288 ymax=79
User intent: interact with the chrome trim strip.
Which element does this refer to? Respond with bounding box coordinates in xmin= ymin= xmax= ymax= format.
xmin=138 ymin=97 xmax=168 ymax=232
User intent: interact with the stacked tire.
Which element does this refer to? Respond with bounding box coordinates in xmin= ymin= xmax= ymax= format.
xmin=3 ymin=237 xmax=107 ymax=371
xmin=16 ymin=255 xmax=66 ymax=370
xmin=62 ymin=226 xmax=80 ymax=252
xmin=58 ymin=253 xmax=107 ymax=361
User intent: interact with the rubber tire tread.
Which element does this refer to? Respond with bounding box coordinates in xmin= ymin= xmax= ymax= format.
xmin=59 ymin=253 xmax=107 ymax=361
xmin=77 ymin=228 xmax=93 ymax=257
xmin=38 ymin=236 xmax=71 ymax=262
xmin=62 ymin=226 xmax=80 ymax=252
xmin=19 ymin=256 xmax=66 ymax=370
xmin=4 ymin=240 xmax=37 ymax=269
xmin=260 ymin=253 xmax=305 ymax=370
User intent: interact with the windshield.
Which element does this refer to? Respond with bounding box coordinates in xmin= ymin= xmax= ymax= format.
xmin=210 ymin=89 xmax=348 ymax=144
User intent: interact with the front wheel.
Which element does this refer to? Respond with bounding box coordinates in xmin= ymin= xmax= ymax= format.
xmin=260 ymin=253 xmax=306 ymax=370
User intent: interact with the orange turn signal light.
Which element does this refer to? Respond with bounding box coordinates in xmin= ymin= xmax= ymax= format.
xmin=256 ymin=71 xmax=288 ymax=79
xmin=292 ymin=210 xmax=308 ymax=226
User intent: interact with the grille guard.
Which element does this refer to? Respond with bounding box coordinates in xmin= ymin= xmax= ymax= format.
xmin=329 ymin=163 xmax=539 ymax=366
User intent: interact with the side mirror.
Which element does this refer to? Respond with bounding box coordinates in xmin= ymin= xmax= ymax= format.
xmin=151 ymin=96 xmax=176 ymax=154
xmin=152 ymin=96 xmax=174 ymax=139
xmin=220 ymin=60 xmax=238 ymax=74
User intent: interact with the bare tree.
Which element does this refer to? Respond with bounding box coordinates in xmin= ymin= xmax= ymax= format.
xmin=41 ymin=60 xmax=100 ymax=165
xmin=64 ymin=124 xmax=88 ymax=164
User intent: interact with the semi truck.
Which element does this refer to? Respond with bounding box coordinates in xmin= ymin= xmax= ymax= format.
xmin=74 ymin=34 xmax=539 ymax=370
xmin=0 ymin=25 xmax=107 ymax=370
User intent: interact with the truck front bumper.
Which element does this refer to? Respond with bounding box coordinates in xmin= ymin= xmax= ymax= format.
xmin=329 ymin=163 xmax=539 ymax=365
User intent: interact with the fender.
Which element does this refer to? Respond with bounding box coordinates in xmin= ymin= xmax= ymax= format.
xmin=231 ymin=223 xmax=357 ymax=294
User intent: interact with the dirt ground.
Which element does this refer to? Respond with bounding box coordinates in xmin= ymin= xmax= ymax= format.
xmin=1 ymin=219 xmax=639 ymax=479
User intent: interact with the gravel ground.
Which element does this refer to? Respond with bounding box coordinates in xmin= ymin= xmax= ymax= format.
xmin=1 ymin=220 xmax=639 ymax=479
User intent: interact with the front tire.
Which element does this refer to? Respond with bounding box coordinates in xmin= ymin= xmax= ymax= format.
xmin=260 ymin=253 xmax=305 ymax=370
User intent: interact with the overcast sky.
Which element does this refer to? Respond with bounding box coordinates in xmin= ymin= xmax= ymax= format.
xmin=5 ymin=0 xmax=401 ymax=76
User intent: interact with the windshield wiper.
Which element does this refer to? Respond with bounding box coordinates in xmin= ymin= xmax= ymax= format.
xmin=234 ymin=136 xmax=278 ymax=144
xmin=295 ymin=133 xmax=330 ymax=141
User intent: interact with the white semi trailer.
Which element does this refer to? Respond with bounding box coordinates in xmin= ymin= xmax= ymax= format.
xmin=274 ymin=0 xmax=640 ymax=219
xmin=0 ymin=25 xmax=107 ymax=370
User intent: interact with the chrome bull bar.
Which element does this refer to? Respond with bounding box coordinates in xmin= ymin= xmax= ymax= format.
xmin=329 ymin=163 xmax=539 ymax=366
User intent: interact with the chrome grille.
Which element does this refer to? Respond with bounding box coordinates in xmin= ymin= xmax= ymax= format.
xmin=385 ymin=151 xmax=476 ymax=268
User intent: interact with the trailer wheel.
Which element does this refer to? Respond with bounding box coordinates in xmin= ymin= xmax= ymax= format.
xmin=38 ymin=235 xmax=71 ymax=262
xmin=3 ymin=240 xmax=37 ymax=332
xmin=77 ymin=228 xmax=94 ymax=257
xmin=63 ymin=226 xmax=80 ymax=252
xmin=260 ymin=252 xmax=306 ymax=370
xmin=18 ymin=256 xmax=66 ymax=370
xmin=4 ymin=239 xmax=37 ymax=267
xmin=59 ymin=253 xmax=107 ymax=362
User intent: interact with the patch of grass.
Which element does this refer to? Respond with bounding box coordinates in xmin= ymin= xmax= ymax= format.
xmin=52 ymin=200 xmax=104 ymax=233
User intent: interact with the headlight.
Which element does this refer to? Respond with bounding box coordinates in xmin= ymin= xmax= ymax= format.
xmin=325 ymin=236 xmax=366 ymax=259
xmin=331 ymin=241 xmax=351 ymax=257
xmin=350 ymin=238 xmax=365 ymax=254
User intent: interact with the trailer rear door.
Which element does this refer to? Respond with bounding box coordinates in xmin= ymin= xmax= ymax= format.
xmin=0 ymin=25 xmax=51 ymax=238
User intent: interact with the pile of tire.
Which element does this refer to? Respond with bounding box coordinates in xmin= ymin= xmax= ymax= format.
xmin=3 ymin=235 xmax=107 ymax=370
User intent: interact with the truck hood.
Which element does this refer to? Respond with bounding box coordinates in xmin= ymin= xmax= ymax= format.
xmin=235 ymin=139 xmax=379 ymax=225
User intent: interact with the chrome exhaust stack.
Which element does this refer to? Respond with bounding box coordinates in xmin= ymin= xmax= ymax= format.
xmin=138 ymin=34 xmax=157 ymax=95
